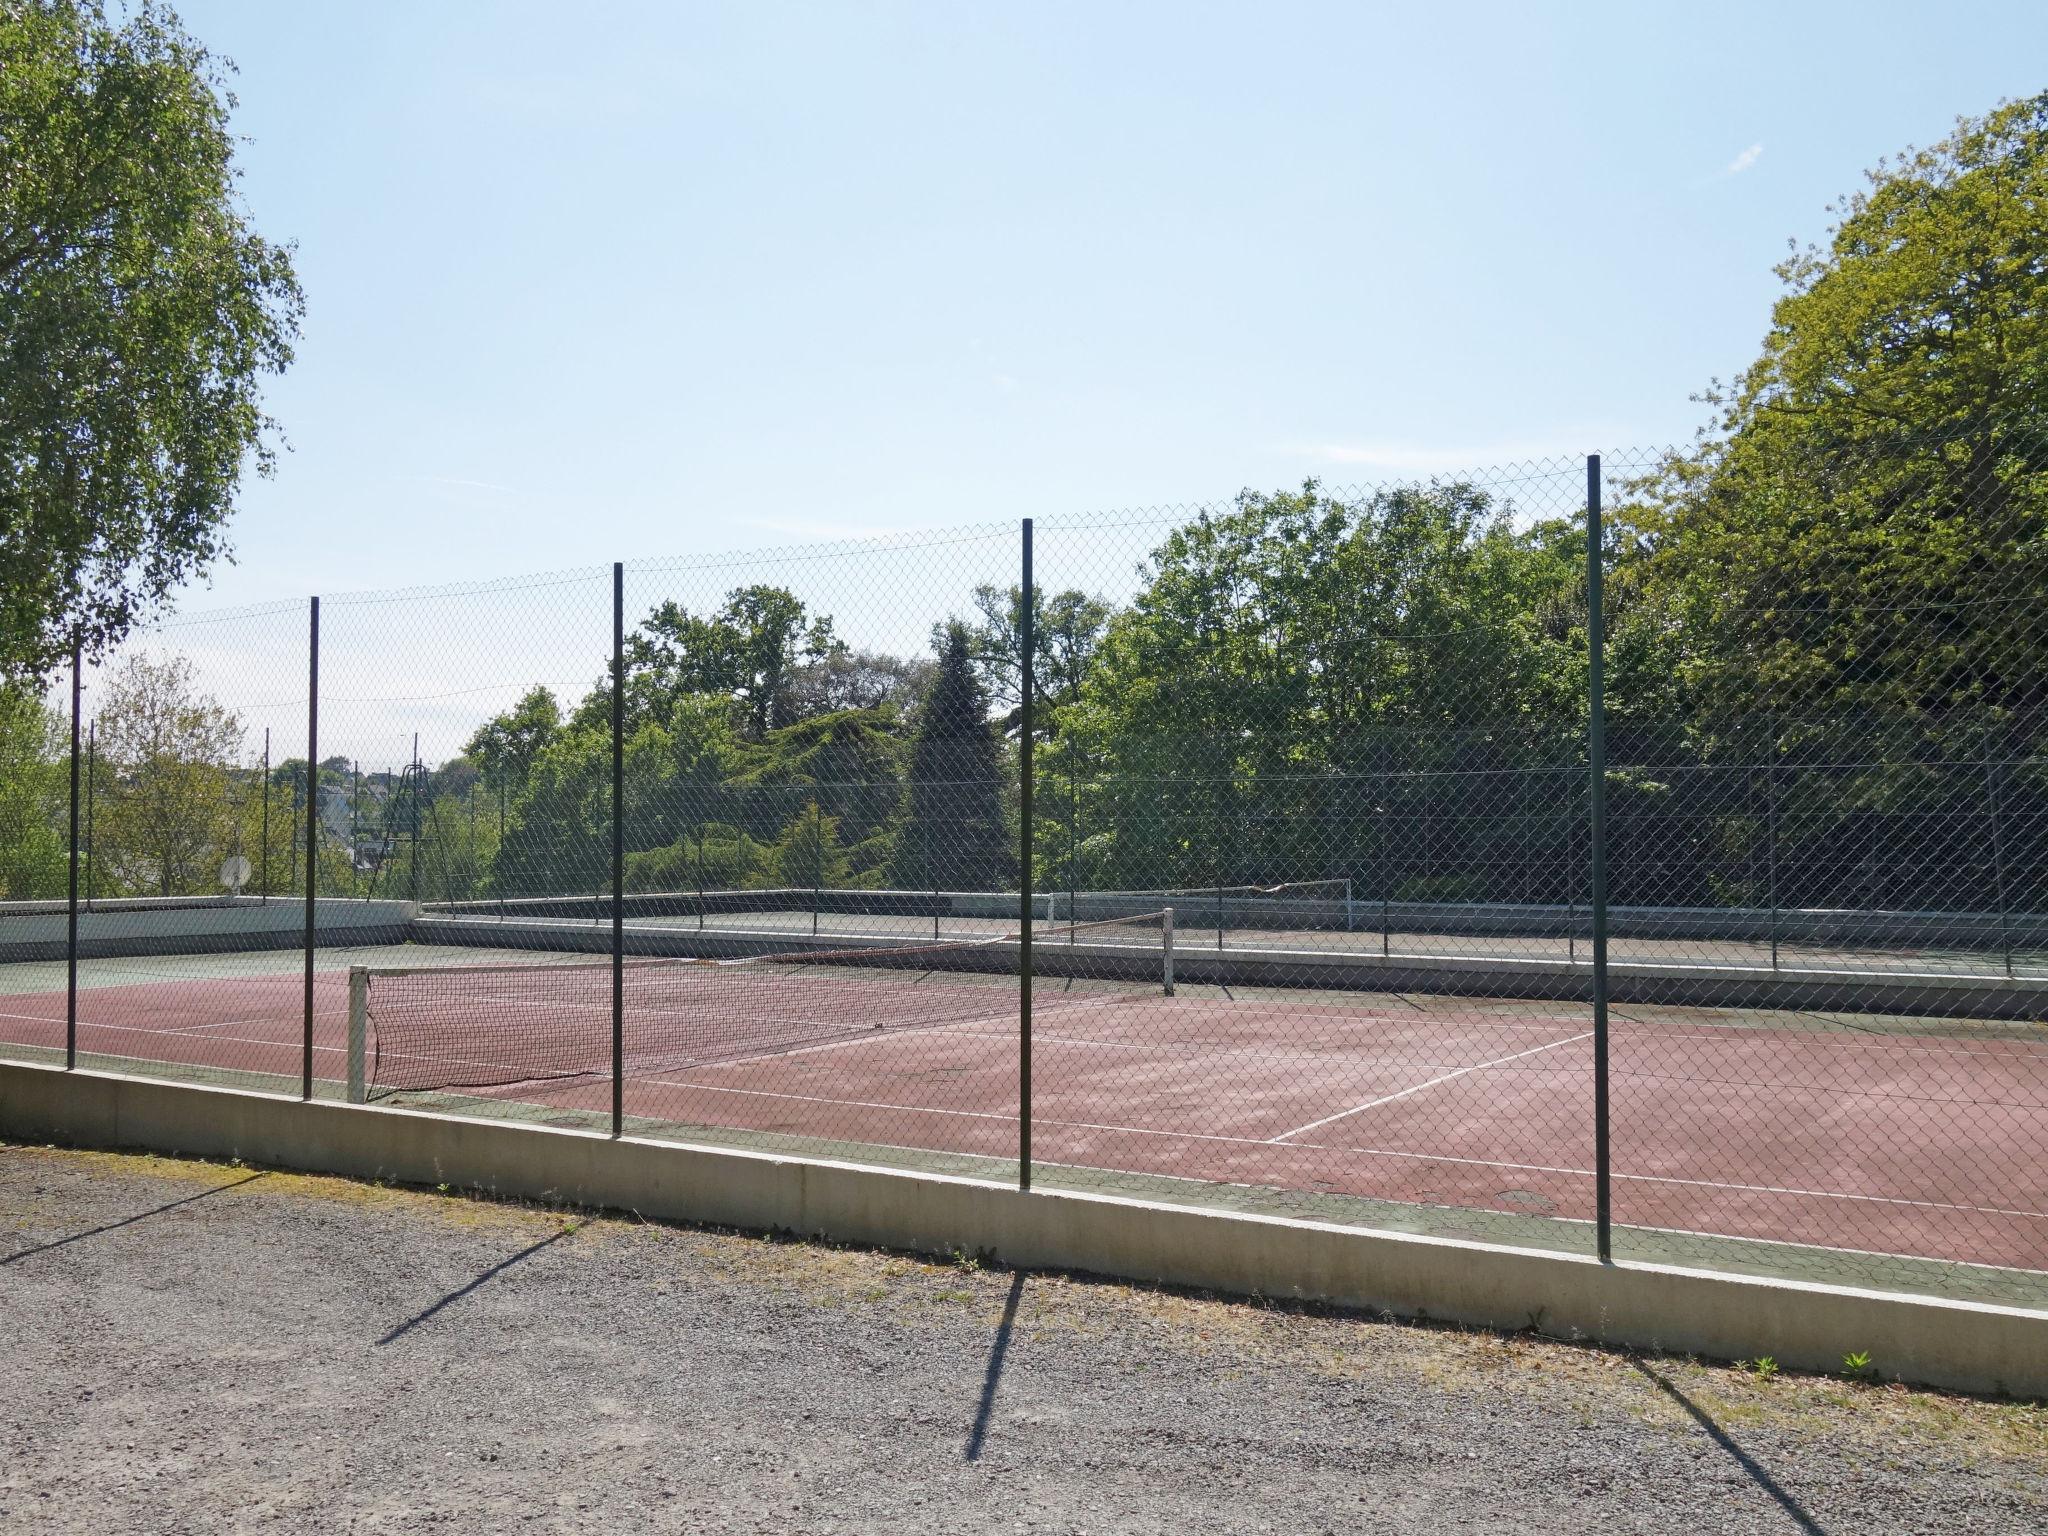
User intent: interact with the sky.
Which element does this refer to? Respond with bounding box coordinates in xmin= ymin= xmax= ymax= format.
xmin=167 ymin=0 xmax=2048 ymax=612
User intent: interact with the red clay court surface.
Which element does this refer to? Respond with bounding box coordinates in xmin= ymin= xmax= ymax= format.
xmin=3 ymin=958 xmax=2045 ymax=1280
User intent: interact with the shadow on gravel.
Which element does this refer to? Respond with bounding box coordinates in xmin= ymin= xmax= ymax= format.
xmin=0 ymin=1172 xmax=266 ymax=1265
xmin=377 ymin=1227 xmax=573 ymax=1345
xmin=965 ymin=1272 xmax=1026 ymax=1462
xmin=1633 ymin=1361 xmax=1829 ymax=1535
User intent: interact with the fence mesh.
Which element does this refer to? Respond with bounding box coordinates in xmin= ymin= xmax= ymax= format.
xmin=2 ymin=432 xmax=2043 ymax=1307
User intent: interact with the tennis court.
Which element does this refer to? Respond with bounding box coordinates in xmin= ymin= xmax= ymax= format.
xmin=3 ymin=936 xmax=2044 ymax=1300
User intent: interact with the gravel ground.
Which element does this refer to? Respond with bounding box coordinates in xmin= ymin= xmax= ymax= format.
xmin=1 ymin=1143 xmax=2043 ymax=1534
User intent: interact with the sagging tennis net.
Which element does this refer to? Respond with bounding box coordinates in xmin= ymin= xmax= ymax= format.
xmin=344 ymin=908 xmax=1176 ymax=1102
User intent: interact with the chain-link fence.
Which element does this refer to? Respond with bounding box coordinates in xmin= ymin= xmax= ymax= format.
xmin=2 ymin=436 xmax=2043 ymax=1308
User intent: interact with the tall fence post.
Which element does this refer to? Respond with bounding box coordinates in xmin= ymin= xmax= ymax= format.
xmin=1018 ymin=518 xmax=1035 ymax=1193
xmin=612 ymin=562 xmax=626 ymax=1138
xmin=67 ymin=641 xmax=81 ymax=1070
xmin=1586 ymin=454 xmax=1612 ymax=1263
xmin=302 ymin=596 xmax=319 ymax=1100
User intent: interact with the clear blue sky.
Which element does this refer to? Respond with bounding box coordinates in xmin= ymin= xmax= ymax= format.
xmin=174 ymin=0 xmax=2046 ymax=610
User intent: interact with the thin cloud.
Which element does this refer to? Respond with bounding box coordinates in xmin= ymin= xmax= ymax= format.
xmin=1723 ymin=142 xmax=1764 ymax=176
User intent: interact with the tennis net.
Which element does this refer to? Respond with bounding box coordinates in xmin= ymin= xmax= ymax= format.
xmin=345 ymin=909 xmax=1175 ymax=1101
xmin=1048 ymin=879 xmax=1355 ymax=930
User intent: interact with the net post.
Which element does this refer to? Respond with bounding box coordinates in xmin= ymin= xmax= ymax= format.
xmin=66 ymin=640 xmax=80 ymax=1070
xmin=1586 ymin=454 xmax=1612 ymax=1264
xmin=1018 ymin=518 xmax=1034 ymax=1193
xmin=1162 ymin=905 xmax=1175 ymax=997
xmin=611 ymin=561 xmax=626 ymax=1140
xmin=346 ymin=966 xmax=369 ymax=1104
xmin=303 ymin=596 xmax=320 ymax=1101
xmin=261 ymin=727 xmax=271 ymax=902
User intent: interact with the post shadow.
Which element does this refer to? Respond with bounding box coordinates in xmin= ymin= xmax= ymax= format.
xmin=377 ymin=1227 xmax=572 ymax=1345
xmin=1 ymin=1172 xmax=266 ymax=1265
xmin=965 ymin=1271 xmax=1026 ymax=1461
xmin=1632 ymin=1361 xmax=1829 ymax=1535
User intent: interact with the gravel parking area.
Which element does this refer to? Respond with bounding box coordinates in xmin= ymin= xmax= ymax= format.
xmin=2 ymin=1142 xmax=2044 ymax=1534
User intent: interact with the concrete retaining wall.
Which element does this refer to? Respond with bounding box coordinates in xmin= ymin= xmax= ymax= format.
xmin=0 ymin=897 xmax=415 ymax=963
xmin=3 ymin=1060 xmax=2041 ymax=1400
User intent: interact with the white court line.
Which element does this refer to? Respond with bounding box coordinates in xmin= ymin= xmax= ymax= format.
xmin=670 ymin=995 xmax=1119 ymax=1069
xmin=632 ymin=1072 xmax=2048 ymax=1222
xmin=1266 ymin=1031 xmax=1595 ymax=1143
xmin=0 ymin=1008 xmax=296 ymax=1039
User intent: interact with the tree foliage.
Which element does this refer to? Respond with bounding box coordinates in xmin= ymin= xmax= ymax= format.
xmin=0 ymin=1 xmax=302 ymax=682
xmin=92 ymin=653 xmax=242 ymax=895
xmin=1637 ymin=93 xmax=2048 ymax=726
xmin=0 ymin=683 xmax=67 ymax=897
xmin=893 ymin=622 xmax=1012 ymax=891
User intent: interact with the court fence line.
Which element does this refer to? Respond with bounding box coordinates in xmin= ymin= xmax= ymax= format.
xmin=13 ymin=434 xmax=2048 ymax=1308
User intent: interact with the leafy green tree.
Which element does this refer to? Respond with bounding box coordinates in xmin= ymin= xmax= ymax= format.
xmin=893 ymin=623 xmax=1012 ymax=891
xmin=620 ymin=693 xmax=736 ymax=850
xmin=783 ymin=646 xmax=930 ymax=721
xmin=1054 ymin=482 xmax=1582 ymax=892
xmin=466 ymin=687 xmax=562 ymax=803
xmin=493 ymin=725 xmax=609 ymax=898
xmin=0 ymin=683 xmax=67 ymax=898
xmin=951 ymin=583 xmax=1112 ymax=732
xmin=0 ymin=1 xmax=302 ymax=682
xmin=628 ymin=586 xmax=837 ymax=739
xmin=771 ymin=801 xmax=852 ymax=892
xmin=93 ymin=653 xmax=242 ymax=896
xmin=1638 ymin=93 xmax=2048 ymax=726
xmin=724 ymin=707 xmax=902 ymax=844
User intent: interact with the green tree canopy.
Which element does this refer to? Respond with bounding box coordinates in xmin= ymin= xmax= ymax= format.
xmin=0 ymin=683 xmax=67 ymax=898
xmin=92 ymin=652 xmax=242 ymax=896
xmin=0 ymin=1 xmax=302 ymax=682
xmin=628 ymin=585 xmax=837 ymax=739
xmin=893 ymin=622 xmax=1012 ymax=891
xmin=1638 ymin=93 xmax=2048 ymax=726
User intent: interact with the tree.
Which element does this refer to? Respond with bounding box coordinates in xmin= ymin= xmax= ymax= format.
xmin=1638 ymin=93 xmax=2048 ymax=726
xmin=465 ymin=687 xmax=562 ymax=808
xmin=0 ymin=683 xmax=67 ymax=898
xmin=0 ymin=2 xmax=302 ymax=683
xmin=1045 ymin=481 xmax=1586 ymax=896
xmin=782 ymin=646 xmax=931 ymax=721
xmin=93 ymin=653 xmax=242 ymax=896
xmin=492 ymin=724 xmax=609 ymax=898
xmin=893 ymin=623 xmax=1012 ymax=892
xmin=771 ymin=801 xmax=852 ymax=892
xmin=627 ymin=586 xmax=836 ymax=739
xmin=951 ymin=583 xmax=1112 ymax=732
